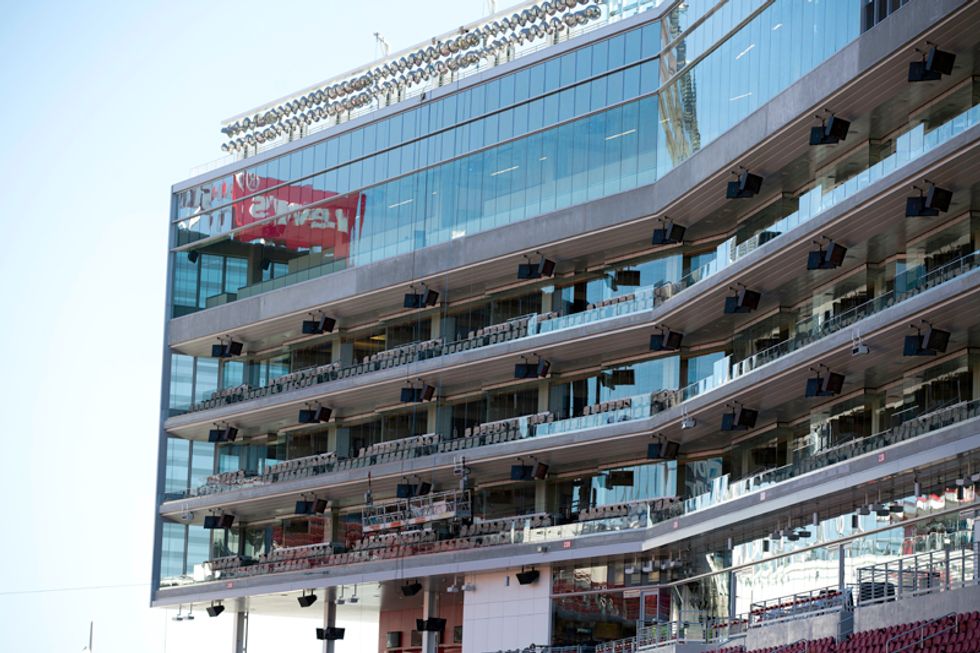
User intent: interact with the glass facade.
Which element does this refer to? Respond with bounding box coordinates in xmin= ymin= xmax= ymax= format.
xmin=169 ymin=0 xmax=861 ymax=316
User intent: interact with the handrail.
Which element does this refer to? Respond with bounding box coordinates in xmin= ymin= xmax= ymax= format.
xmin=886 ymin=612 xmax=957 ymax=653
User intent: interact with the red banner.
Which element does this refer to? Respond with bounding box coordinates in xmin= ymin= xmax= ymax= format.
xmin=232 ymin=171 xmax=364 ymax=256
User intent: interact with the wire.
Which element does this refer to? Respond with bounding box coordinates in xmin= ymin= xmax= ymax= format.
xmin=0 ymin=582 xmax=149 ymax=597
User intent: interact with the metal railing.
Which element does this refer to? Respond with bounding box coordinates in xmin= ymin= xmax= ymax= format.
xmin=886 ymin=612 xmax=958 ymax=653
xmin=856 ymin=548 xmax=978 ymax=607
xmin=748 ymin=586 xmax=845 ymax=627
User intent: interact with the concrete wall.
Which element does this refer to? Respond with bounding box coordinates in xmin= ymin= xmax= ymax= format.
xmin=744 ymin=612 xmax=841 ymax=650
xmin=461 ymin=566 xmax=551 ymax=653
xmin=854 ymin=584 xmax=980 ymax=632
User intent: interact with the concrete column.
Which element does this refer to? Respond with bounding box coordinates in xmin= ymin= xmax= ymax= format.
xmin=335 ymin=340 xmax=354 ymax=366
xmin=426 ymin=404 xmax=438 ymax=434
xmin=335 ymin=427 xmax=351 ymax=460
xmin=422 ymin=587 xmax=440 ymax=653
xmin=430 ymin=314 xmax=441 ymax=340
xmin=232 ymin=610 xmax=248 ymax=653
xmin=322 ymin=588 xmax=338 ymax=653
xmin=728 ymin=571 xmax=737 ymax=622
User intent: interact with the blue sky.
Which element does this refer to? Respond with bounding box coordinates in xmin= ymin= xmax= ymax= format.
xmin=0 ymin=1 xmax=519 ymax=650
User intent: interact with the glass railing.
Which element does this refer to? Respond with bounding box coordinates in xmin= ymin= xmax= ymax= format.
xmin=178 ymin=248 xmax=980 ymax=500
xmin=535 ymin=393 xmax=666 ymax=436
xmin=186 ymin=315 xmax=534 ymax=413
xmin=684 ymin=398 xmax=980 ymax=516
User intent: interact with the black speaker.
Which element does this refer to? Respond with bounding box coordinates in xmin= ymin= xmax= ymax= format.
xmin=925 ymin=185 xmax=953 ymax=212
xmin=921 ymin=326 xmax=950 ymax=354
xmin=722 ymin=407 xmax=757 ymax=430
xmin=303 ymin=317 xmax=335 ymax=334
xmin=297 ymin=593 xmax=318 ymax=608
xmin=208 ymin=429 xmax=225 ymax=443
xmin=517 ymin=263 xmax=537 ymax=279
xmin=423 ymin=289 xmax=440 ymax=307
xmin=298 ymin=409 xmax=316 ymax=424
xmin=908 ymin=60 xmax=941 ymax=82
xmin=532 ymin=462 xmax=549 ymax=480
xmin=224 ymin=426 xmax=238 ymax=442
xmin=614 ymin=270 xmax=642 ymax=286
xmin=823 ymin=372 xmax=845 ymax=395
xmin=927 ymin=47 xmax=956 ymax=75
xmin=538 ymin=258 xmax=556 ymax=277
xmin=804 ymin=377 xmax=823 ymax=398
xmin=514 ymin=363 xmax=535 ymax=379
xmin=825 ymin=242 xmax=847 ymax=267
xmin=313 ymin=498 xmax=329 ymax=514
xmin=650 ymin=330 xmax=683 ymax=351
xmin=516 ymin=569 xmax=540 ymax=585
xmin=396 ymin=483 xmax=415 ymax=499
xmin=219 ymin=514 xmax=235 ymax=529
xmin=225 ymin=341 xmax=243 ymax=357
xmin=187 ymin=250 xmax=200 ymax=263
xmin=211 ymin=344 xmax=227 ymax=358
xmin=807 ymin=250 xmax=826 ymax=270
xmin=511 ymin=465 xmax=533 ymax=481
xmin=404 ymin=293 xmax=423 ymax=308
xmin=206 ymin=604 xmax=225 ymax=617
xmin=316 ymin=627 xmax=345 ymax=640
xmin=203 ymin=515 xmax=219 ymax=529
xmin=260 ymin=258 xmax=272 ymax=271
xmin=421 ymin=384 xmax=436 ymax=401
xmin=727 ymin=171 xmax=763 ymax=199
xmin=536 ymin=359 xmax=551 ymax=378
xmin=401 ymin=582 xmax=423 ymax=597
xmin=416 ymin=481 xmax=432 ymax=496
xmin=652 ymin=221 xmax=686 ymax=245
xmin=314 ymin=406 xmax=332 ymax=422
xmin=906 ymin=196 xmax=937 ymax=217
xmin=825 ymin=116 xmax=850 ymax=142
xmin=386 ymin=632 xmax=402 ymax=648
xmin=903 ymin=334 xmax=932 ymax=356
xmin=734 ymin=406 xmax=758 ymax=429
xmin=724 ymin=289 xmax=761 ymax=313
xmin=295 ymin=500 xmax=314 ymax=515
xmin=417 ymin=617 xmax=446 ymax=632
xmin=401 ymin=387 xmax=422 ymax=402
xmin=738 ymin=288 xmax=761 ymax=311
xmin=647 ymin=441 xmax=679 ymax=460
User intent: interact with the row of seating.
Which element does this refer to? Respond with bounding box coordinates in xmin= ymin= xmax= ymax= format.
xmin=463 ymin=411 xmax=555 ymax=439
xmin=703 ymin=611 xmax=980 ymax=653
xmin=358 ymin=433 xmax=439 ymax=458
xmin=460 ymin=513 xmax=553 ymax=537
xmin=351 ymin=529 xmax=437 ymax=551
xmin=585 ymin=293 xmax=637 ymax=311
xmin=577 ymin=497 xmax=680 ymax=523
xmin=362 ymin=339 xmax=443 ymax=367
xmin=582 ymin=397 xmax=633 ymax=416
xmin=751 ymin=589 xmax=843 ymax=621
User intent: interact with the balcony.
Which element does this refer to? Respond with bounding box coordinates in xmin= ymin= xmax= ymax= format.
xmin=161 ymin=397 xmax=980 ymax=597
xmin=167 ymin=247 xmax=980 ymax=510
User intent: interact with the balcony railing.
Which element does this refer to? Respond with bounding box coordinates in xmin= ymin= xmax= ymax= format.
xmin=181 ymin=248 xmax=980 ymax=501
xmin=185 ymin=394 xmax=980 ymax=589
